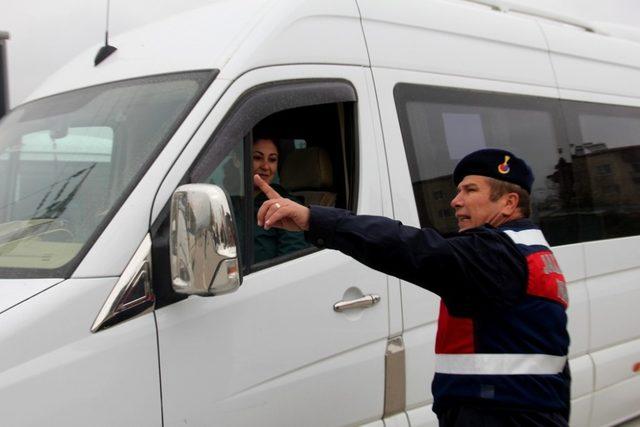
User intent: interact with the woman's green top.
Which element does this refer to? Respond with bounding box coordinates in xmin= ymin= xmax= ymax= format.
xmin=253 ymin=183 xmax=309 ymax=264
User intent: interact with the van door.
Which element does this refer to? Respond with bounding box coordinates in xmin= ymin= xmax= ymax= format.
xmin=152 ymin=65 xmax=399 ymax=426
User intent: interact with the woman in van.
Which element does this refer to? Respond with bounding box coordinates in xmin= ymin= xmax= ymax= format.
xmin=252 ymin=137 xmax=308 ymax=263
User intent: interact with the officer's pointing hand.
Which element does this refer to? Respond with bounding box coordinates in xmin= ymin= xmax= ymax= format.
xmin=254 ymin=174 xmax=310 ymax=232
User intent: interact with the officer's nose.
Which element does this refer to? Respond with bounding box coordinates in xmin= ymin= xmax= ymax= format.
xmin=450 ymin=192 xmax=463 ymax=209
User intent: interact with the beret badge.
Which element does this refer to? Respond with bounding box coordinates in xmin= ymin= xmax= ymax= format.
xmin=498 ymin=155 xmax=511 ymax=174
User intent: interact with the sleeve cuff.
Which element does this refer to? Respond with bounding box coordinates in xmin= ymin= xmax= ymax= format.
xmin=304 ymin=205 xmax=351 ymax=248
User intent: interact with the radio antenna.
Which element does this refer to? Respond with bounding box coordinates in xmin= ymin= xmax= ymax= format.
xmin=105 ymin=0 xmax=112 ymax=45
xmin=94 ymin=0 xmax=117 ymax=66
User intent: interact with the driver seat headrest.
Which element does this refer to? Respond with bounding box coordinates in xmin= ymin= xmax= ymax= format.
xmin=280 ymin=147 xmax=336 ymax=207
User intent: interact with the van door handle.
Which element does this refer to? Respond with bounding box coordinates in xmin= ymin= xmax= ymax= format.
xmin=333 ymin=294 xmax=381 ymax=312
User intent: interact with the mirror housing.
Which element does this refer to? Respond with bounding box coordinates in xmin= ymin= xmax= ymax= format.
xmin=170 ymin=184 xmax=241 ymax=296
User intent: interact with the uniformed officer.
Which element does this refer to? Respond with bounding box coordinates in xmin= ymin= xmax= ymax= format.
xmin=255 ymin=148 xmax=570 ymax=426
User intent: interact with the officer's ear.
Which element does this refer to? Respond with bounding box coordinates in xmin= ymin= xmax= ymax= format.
xmin=501 ymin=192 xmax=520 ymax=216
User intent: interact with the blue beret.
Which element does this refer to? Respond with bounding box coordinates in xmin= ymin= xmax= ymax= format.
xmin=453 ymin=149 xmax=534 ymax=193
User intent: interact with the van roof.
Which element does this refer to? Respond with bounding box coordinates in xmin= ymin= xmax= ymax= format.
xmin=26 ymin=0 xmax=368 ymax=102
xmin=463 ymin=0 xmax=640 ymax=43
xmin=24 ymin=0 xmax=640 ymax=104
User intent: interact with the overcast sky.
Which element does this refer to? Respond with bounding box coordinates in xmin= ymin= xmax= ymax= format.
xmin=1 ymin=0 xmax=640 ymax=107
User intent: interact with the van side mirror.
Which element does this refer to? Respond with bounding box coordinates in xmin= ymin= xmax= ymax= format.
xmin=170 ymin=184 xmax=241 ymax=296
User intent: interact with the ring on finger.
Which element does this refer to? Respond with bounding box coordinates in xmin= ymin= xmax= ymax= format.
xmin=275 ymin=202 xmax=281 ymax=209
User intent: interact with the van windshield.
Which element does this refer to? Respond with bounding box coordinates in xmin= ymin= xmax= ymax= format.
xmin=0 ymin=71 xmax=213 ymax=278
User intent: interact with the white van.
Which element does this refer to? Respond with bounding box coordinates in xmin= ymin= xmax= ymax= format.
xmin=1 ymin=1 xmax=639 ymax=426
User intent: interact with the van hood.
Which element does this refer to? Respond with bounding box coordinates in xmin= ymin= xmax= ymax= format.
xmin=0 ymin=279 xmax=64 ymax=313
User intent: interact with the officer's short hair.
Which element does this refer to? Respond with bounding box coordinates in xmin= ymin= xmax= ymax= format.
xmin=487 ymin=177 xmax=531 ymax=218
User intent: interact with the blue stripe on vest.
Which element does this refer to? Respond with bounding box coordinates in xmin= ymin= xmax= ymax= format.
xmin=432 ymin=367 xmax=571 ymax=414
xmin=516 ymin=243 xmax=550 ymax=256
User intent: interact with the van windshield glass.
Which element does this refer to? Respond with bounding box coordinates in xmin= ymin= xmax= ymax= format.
xmin=0 ymin=71 xmax=212 ymax=277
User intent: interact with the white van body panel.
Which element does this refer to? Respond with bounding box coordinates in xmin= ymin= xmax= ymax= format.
xmin=384 ymin=412 xmax=411 ymax=427
xmin=571 ymin=395 xmax=593 ymax=427
xmin=26 ymin=0 xmax=367 ymax=104
xmin=592 ymin=378 xmax=640 ymax=427
xmin=158 ymin=255 xmax=388 ymax=426
xmin=357 ymin=0 xmax=556 ymax=88
xmin=217 ymin=0 xmax=368 ymax=80
xmin=557 ymin=89 xmax=640 ymax=108
xmin=25 ymin=0 xmax=271 ymax=102
xmin=585 ymin=235 xmax=640 ymax=425
xmin=0 ymin=278 xmax=62 ymax=312
xmin=540 ymin=21 xmax=640 ymax=101
xmin=552 ymin=242 xmax=591 ymax=418
xmin=403 ymin=321 xmax=438 ymax=411
xmin=361 ymin=66 xmax=403 ymax=338
xmin=0 ymin=277 xmax=160 ymax=426
xmin=555 ymin=243 xmax=592 ymax=417
xmin=592 ymin=338 xmax=640 ymax=391
xmin=553 ymin=244 xmax=589 ymax=358
xmin=586 ymin=236 xmax=640 ymax=352
xmin=569 ymin=355 xmax=595 ymax=405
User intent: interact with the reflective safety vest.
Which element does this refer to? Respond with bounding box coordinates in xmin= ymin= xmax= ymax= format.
xmin=432 ymin=223 xmax=570 ymax=415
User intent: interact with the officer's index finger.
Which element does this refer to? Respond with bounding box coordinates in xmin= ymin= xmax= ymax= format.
xmin=253 ymin=174 xmax=281 ymax=199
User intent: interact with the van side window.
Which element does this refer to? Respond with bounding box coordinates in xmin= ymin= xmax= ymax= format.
xmin=561 ymin=101 xmax=640 ymax=241
xmin=197 ymin=101 xmax=356 ymax=271
xmin=394 ymin=84 xmax=582 ymax=246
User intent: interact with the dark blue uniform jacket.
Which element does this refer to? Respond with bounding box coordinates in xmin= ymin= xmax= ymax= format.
xmin=305 ymin=206 xmax=570 ymax=422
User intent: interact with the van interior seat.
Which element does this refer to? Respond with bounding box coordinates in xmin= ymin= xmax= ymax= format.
xmin=280 ymin=146 xmax=336 ymax=207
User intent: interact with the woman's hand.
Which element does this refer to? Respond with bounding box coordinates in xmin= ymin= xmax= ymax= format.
xmin=254 ymin=175 xmax=310 ymax=232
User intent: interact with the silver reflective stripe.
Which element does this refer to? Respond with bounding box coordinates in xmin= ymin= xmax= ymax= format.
xmin=502 ymin=229 xmax=550 ymax=247
xmin=435 ymin=354 xmax=567 ymax=375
